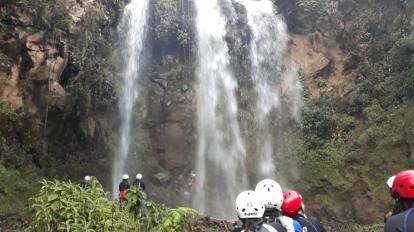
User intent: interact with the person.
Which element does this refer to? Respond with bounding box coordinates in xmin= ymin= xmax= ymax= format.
xmin=118 ymin=174 xmax=130 ymax=202
xmin=80 ymin=176 xmax=91 ymax=189
xmin=385 ymin=170 xmax=414 ymax=232
xmin=184 ymin=171 xmax=196 ymax=197
xmin=282 ymin=190 xmax=326 ymax=232
xmin=188 ymin=171 xmax=196 ymax=190
xmin=234 ymin=190 xmax=282 ymax=232
xmin=133 ymin=173 xmax=146 ymax=191
xmin=255 ymin=179 xmax=299 ymax=232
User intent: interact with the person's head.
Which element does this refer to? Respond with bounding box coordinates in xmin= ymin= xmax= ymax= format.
xmin=122 ymin=174 xmax=129 ymax=180
xmin=236 ymin=190 xmax=265 ymax=224
xmin=282 ymin=190 xmax=304 ymax=217
xmin=255 ymin=179 xmax=283 ymax=211
xmin=392 ymin=170 xmax=414 ymax=209
xmin=136 ymin=173 xmax=143 ymax=180
xmin=84 ymin=176 xmax=91 ymax=181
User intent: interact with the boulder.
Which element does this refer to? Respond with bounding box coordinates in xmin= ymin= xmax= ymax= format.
xmin=0 ymin=65 xmax=23 ymax=109
xmin=49 ymin=81 xmax=70 ymax=111
xmin=152 ymin=172 xmax=170 ymax=185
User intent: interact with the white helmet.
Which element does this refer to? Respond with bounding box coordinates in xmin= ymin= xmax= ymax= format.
xmin=387 ymin=175 xmax=396 ymax=189
xmin=84 ymin=176 xmax=91 ymax=181
xmin=255 ymin=179 xmax=283 ymax=210
xmin=235 ymin=190 xmax=265 ymax=219
xmin=122 ymin=174 xmax=129 ymax=180
xmin=136 ymin=173 xmax=143 ymax=180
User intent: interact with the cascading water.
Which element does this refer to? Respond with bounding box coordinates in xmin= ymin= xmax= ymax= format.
xmin=193 ymin=0 xmax=248 ymax=219
xmin=236 ymin=0 xmax=300 ymax=178
xmin=112 ymin=0 xmax=150 ymax=197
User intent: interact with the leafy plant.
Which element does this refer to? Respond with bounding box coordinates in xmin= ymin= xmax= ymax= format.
xmin=26 ymin=178 xmax=132 ymax=232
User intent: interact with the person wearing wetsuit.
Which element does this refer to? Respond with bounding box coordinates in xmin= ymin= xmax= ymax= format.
xmin=282 ymin=190 xmax=326 ymax=232
xmin=385 ymin=170 xmax=414 ymax=232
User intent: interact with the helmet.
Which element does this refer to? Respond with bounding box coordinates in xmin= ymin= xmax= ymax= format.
xmin=122 ymin=174 xmax=129 ymax=180
xmin=392 ymin=170 xmax=414 ymax=198
xmin=84 ymin=176 xmax=91 ymax=181
xmin=282 ymin=190 xmax=303 ymax=217
xmin=136 ymin=173 xmax=143 ymax=180
xmin=387 ymin=175 xmax=396 ymax=189
xmin=255 ymin=179 xmax=283 ymax=210
xmin=235 ymin=190 xmax=265 ymax=219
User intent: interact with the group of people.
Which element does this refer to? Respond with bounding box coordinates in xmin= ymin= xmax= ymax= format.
xmin=79 ymin=173 xmax=146 ymax=202
xmin=118 ymin=173 xmax=146 ymax=201
xmin=384 ymin=170 xmax=414 ymax=231
xmin=79 ymin=169 xmax=414 ymax=231
xmin=234 ymin=179 xmax=325 ymax=232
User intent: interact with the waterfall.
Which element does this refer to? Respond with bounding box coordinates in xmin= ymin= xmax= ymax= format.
xmin=112 ymin=0 xmax=150 ymax=197
xmin=193 ymin=0 xmax=248 ymax=219
xmin=236 ymin=0 xmax=301 ymax=178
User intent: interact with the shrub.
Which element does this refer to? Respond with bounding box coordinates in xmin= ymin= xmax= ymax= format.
xmin=27 ymin=178 xmax=132 ymax=232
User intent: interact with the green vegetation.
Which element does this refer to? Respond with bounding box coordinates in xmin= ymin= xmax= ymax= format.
xmin=26 ymin=179 xmax=202 ymax=232
xmin=273 ymin=0 xmax=414 ymax=223
xmin=27 ymin=178 xmax=132 ymax=232
xmin=0 ymin=101 xmax=42 ymax=214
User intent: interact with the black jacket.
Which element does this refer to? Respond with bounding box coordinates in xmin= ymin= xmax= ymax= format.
xmin=119 ymin=179 xmax=130 ymax=192
xmin=294 ymin=215 xmax=326 ymax=232
xmin=385 ymin=208 xmax=414 ymax=232
xmin=133 ymin=179 xmax=145 ymax=191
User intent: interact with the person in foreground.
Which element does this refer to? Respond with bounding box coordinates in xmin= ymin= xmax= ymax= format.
xmin=385 ymin=170 xmax=414 ymax=232
xmin=255 ymin=179 xmax=301 ymax=232
xmin=282 ymin=190 xmax=326 ymax=232
xmin=234 ymin=190 xmax=281 ymax=232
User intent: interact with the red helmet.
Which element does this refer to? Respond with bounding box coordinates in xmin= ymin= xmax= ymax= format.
xmin=392 ymin=170 xmax=414 ymax=199
xmin=282 ymin=190 xmax=303 ymax=217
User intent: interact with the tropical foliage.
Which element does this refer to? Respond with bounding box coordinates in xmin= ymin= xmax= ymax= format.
xmin=26 ymin=179 xmax=199 ymax=232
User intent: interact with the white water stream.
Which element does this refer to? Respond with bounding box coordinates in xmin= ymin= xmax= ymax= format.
xmin=193 ymin=0 xmax=301 ymax=218
xmin=112 ymin=0 xmax=150 ymax=197
xmin=193 ymin=0 xmax=248 ymax=219
xmin=236 ymin=0 xmax=292 ymax=178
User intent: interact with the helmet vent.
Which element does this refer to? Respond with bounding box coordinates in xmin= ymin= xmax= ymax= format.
xmin=410 ymin=186 xmax=414 ymax=190
xmin=242 ymin=208 xmax=246 ymax=212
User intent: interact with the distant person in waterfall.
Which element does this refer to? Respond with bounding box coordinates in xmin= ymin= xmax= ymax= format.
xmin=184 ymin=171 xmax=196 ymax=197
xmin=188 ymin=171 xmax=196 ymax=191
xmin=133 ymin=173 xmax=145 ymax=192
xmin=255 ymin=179 xmax=299 ymax=232
xmin=233 ymin=190 xmax=282 ymax=232
xmin=118 ymin=174 xmax=130 ymax=202
xmin=282 ymin=190 xmax=326 ymax=232
xmin=80 ymin=176 xmax=91 ymax=189
xmin=384 ymin=175 xmax=402 ymax=222
xmin=385 ymin=170 xmax=414 ymax=232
